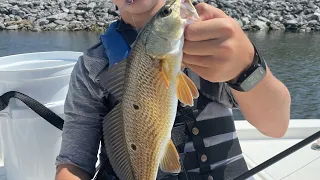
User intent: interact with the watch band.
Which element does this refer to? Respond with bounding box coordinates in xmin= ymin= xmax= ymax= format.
xmin=227 ymin=42 xmax=267 ymax=92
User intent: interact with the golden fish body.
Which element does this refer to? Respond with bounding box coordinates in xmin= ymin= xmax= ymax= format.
xmin=102 ymin=0 xmax=201 ymax=180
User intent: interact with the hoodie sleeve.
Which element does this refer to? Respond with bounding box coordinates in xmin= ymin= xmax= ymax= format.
xmin=55 ymin=54 xmax=109 ymax=177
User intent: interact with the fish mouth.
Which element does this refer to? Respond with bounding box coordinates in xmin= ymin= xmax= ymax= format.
xmin=180 ymin=0 xmax=201 ymax=23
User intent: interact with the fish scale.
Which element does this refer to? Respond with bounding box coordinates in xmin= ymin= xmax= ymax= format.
xmin=123 ymin=55 xmax=175 ymax=177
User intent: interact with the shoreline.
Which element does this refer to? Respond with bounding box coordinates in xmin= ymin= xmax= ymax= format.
xmin=0 ymin=0 xmax=320 ymax=32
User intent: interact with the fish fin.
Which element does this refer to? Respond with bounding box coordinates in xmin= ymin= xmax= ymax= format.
xmin=181 ymin=72 xmax=199 ymax=99
xmin=101 ymin=59 xmax=127 ymax=101
xmin=158 ymin=59 xmax=170 ymax=89
xmin=176 ymin=71 xmax=194 ymax=106
xmin=102 ymin=103 xmax=135 ymax=180
xmin=160 ymin=139 xmax=181 ymax=173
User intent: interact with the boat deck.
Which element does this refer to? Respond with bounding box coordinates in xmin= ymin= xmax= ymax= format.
xmin=1 ymin=120 xmax=319 ymax=180
xmin=236 ymin=119 xmax=320 ymax=180
xmin=242 ymin=139 xmax=319 ymax=180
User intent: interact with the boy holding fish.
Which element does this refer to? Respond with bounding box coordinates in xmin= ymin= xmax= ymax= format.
xmin=55 ymin=0 xmax=291 ymax=180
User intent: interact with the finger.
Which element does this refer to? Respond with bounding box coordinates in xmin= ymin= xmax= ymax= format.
xmin=183 ymin=38 xmax=227 ymax=56
xmin=183 ymin=54 xmax=213 ymax=67
xmin=185 ymin=62 xmax=224 ymax=83
xmin=195 ymin=3 xmax=228 ymax=20
xmin=184 ymin=18 xmax=233 ymax=42
xmin=183 ymin=62 xmax=213 ymax=82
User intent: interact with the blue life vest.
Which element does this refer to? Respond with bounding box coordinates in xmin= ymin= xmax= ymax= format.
xmin=100 ymin=20 xmax=137 ymax=67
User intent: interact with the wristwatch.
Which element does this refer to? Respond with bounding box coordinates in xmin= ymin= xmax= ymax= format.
xmin=227 ymin=42 xmax=267 ymax=92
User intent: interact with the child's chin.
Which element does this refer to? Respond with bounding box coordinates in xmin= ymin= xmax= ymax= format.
xmin=120 ymin=0 xmax=164 ymax=15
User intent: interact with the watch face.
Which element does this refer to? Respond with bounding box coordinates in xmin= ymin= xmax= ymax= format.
xmin=240 ymin=66 xmax=266 ymax=91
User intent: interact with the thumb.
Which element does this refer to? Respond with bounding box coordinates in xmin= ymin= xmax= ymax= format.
xmin=195 ymin=3 xmax=228 ymax=20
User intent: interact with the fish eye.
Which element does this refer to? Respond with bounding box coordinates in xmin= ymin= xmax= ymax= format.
xmin=160 ymin=7 xmax=172 ymax=17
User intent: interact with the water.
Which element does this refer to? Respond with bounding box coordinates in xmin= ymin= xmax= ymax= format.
xmin=237 ymin=31 xmax=320 ymax=120
xmin=0 ymin=30 xmax=319 ymax=120
xmin=0 ymin=31 xmax=101 ymax=55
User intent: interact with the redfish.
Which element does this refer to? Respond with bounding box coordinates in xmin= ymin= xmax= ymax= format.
xmin=102 ymin=0 xmax=201 ymax=179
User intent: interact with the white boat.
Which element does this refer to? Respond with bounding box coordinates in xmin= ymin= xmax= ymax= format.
xmin=0 ymin=52 xmax=319 ymax=180
xmin=236 ymin=119 xmax=320 ymax=180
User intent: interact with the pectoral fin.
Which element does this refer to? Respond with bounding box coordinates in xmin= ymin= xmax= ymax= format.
xmin=160 ymin=61 xmax=170 ymax=89
xmin=181 ymin=72 xmax=199 ymax=99
xmin=160 ymin=139 xmax=181 ymax=173
xmin=176 ymin=71 xmax=199 ymax=106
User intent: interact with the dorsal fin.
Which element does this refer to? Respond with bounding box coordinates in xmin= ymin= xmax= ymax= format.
xmin=101 ymin=59 xmax=127 ymax=101
xmin=102 ymin=103 xmax=136 ymax=180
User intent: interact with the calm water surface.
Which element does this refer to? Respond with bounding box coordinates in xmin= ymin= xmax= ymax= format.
xmin=0 ymin=30 xmax=319 ymax=120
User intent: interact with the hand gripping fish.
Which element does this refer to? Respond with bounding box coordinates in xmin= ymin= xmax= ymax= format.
xmin=102 ymin=0 xmax=201 ymax=179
